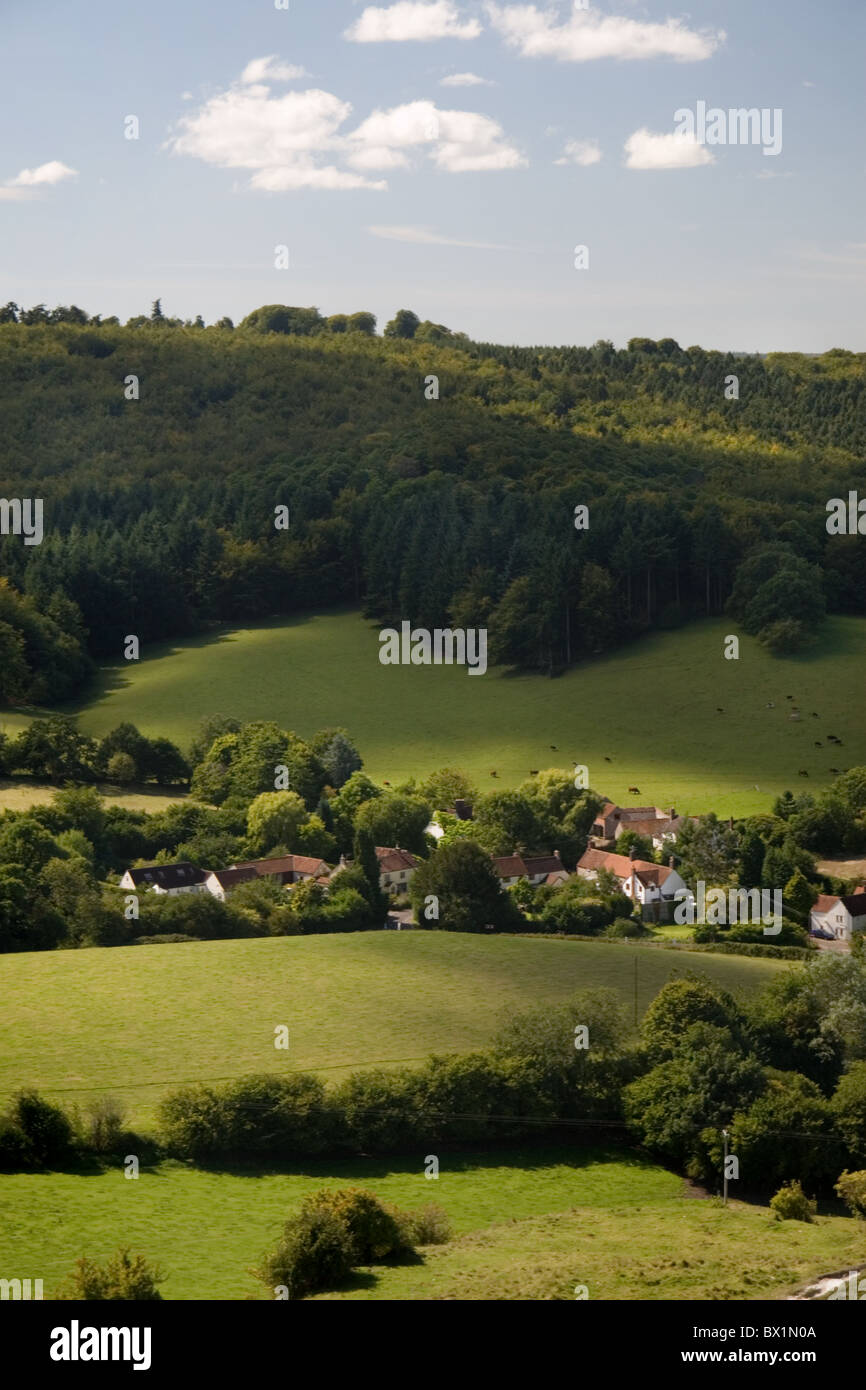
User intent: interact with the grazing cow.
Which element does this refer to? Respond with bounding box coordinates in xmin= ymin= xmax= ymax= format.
xmin=814 ymin=742 xmax=822 ymax=748
xmin=716 ymin=707 xmax=724 ymax=713
xmin=798 ymin=770 xmax=809 ymax=777
xmin=827 ymin=734 xmax=839 ymax=742
xmin=786 ymin=695 xmax=793 ymax=700
xmin=811 ymin=712 xmax=819 ymax=718
xmin=529 ymin=769 xmax=539 ymax=776
xmin=628 ymin=785 xmax=640 ymax=794
xmin=829 ymin=768 xmax=840 ymax=775
xmin=550 ymin=745 xmax=558 ymax=751
xmin=766 ymin=702 xmax=775 ymax=708
xmin=490 ymin=770 xmax=498 ymax=777
xmin=383 ymin=780 xmax=391 ymax=786
xmin=604 ymin=756 xmax=612 ymax=762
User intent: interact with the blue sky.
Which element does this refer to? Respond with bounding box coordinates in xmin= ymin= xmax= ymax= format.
xmin=1 ymin=0 xmax=863 ymax=349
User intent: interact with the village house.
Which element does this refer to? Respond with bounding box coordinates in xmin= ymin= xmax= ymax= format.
xmin=492 ymin=851 xmax=569 ymax=887
xmin=205 ymin=855 xmax=332 ymax=900
xmin=233 ymin=855 xmax=331 ymax=885
xmin=204 ymin=867 xmax=259 ymax=901
xmin=118 ymin=862 xmax=209 ymax=896
xmin=590 ymin=801 xmax=695 ymax=849
xmin=576 ymin=845 xmax=688 ymax=916
xmin=810 ymin=890 xmax=866 ymax=944
xmin=376 ymin=846 xmax=420 ymax=894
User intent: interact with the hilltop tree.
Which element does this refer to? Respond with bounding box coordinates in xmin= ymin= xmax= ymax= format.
xmin=384 ymin=309 xmax=419 ymax=339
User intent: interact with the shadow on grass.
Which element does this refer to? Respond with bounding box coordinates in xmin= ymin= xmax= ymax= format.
xmin=182 ymin=1140 xmax=653 ymax=1182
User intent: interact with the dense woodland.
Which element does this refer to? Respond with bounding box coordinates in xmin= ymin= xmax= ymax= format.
xmin=0 ymin=300 xmax=864 ymax=701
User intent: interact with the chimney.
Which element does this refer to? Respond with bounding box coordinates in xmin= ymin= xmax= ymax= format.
xmin=554 ymin=849 xmax=561 ymax=860
xmin=668 ymin=855 xmax=675 ymax=868
xmin=629 ymin=845 xmax=637 ymax=860
xmin=669 ymin=807 xmax=676 ymax=819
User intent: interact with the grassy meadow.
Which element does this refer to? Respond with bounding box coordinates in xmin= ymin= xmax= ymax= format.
xmin=3 ymin=610 xmax=864 ymax=819
xmin=0 ymin=932 xmax=787 ymax=1129
xmin=2 ymin=1146 xmax=862 ymax=1301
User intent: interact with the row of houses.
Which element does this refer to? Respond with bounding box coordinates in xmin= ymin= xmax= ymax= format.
xmin=119 ymin=846 xmax=421 ymax=900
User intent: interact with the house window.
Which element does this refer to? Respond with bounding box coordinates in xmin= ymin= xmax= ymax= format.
xmin=836 ymin=914 xmax=843 ymax=923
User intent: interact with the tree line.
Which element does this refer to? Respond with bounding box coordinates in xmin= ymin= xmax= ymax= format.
xmin=0 ymin=311 xmax=863 ymax=696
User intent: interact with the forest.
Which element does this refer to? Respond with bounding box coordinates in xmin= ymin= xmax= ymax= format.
xmin=0 ymin=299 xmax=864 ymax=702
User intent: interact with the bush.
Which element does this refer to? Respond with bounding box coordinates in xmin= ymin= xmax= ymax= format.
xmin=303 ymin=1188 xmax=407 ymax=1262
xmin=256 ymin=1206 xmax=355 ymax=1300
xmin=158 ymin=1073 xmax=335 ymax=1160
xmin=54 ymin=1248 xmax=164 ymax=1300
xmin=3 ymin=1089 xmax=74 ymax=1165
xmin=331 ymin=1068 xmax=423 ymax=1154
xmin=398 ymin=1203 xmax=452 ymax=1246
xmin=82 ymin=1096 xmax=126 ymax=1154
xmin=605 ymin=917 xmax=649 ymax=939
xmin=835 ymin=1170 xmax=866 ymax=1218
xmin=769 ymin=1179 xmax=817 ymax=1222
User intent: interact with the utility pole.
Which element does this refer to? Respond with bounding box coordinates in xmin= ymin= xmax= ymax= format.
xmin=722 ymin=1128 xmax=729 ymax=1206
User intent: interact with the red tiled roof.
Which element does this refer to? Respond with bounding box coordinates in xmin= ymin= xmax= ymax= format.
xmin=375 ymin=847 xmax=419 ymax=873
xmin=813 ymin=893 xmax=866 ymax=917
xmin=577 ymin=848 xmax=670 ymax=882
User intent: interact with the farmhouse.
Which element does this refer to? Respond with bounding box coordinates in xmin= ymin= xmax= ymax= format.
xmin=233 ymin=855 xmax=331 ymax=885
xmin=493 ymin=852 xmax=569 ymax=887
xmin=118 ymin=862 xmax=208 ymax=896
xmin=204 ymin=867 xmax=259 ymax=901
xmin=576 ymin=846 xmax=687 ymax=907
xmin=590 ymin=801 xmax=694 ymax=848
xmin=810 ymin=891 xmax=866 ymax=943
xmin=376 ymin=846 xmax=420 ymax=894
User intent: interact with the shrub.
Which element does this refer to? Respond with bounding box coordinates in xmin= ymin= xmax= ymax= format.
xmin=54 ymin=1248 xmax=164 ymax=1300
xmin=255 ymin=1206 xmax=354 ymax=1300
xmin=303 ymin=1188 xmax=407 ymax=1262
xmin=835 ymin=1169 xmax=866 ymax=1218
xmin=331 ymin=1068 xmax=423 ymax=1154
xmin=158 ymin=1073 xmax=335 ymax=1159
xmin=4 ymin=1089 xmax=74 ymax=1165
xmin=83 ymin=1096 xmax=126 ymax=1154
xmin=398 ymin=1203 xmax=452 ymax=1246
xmin=605 ymin=917 xmax=649 ymax=939
xmin=770 ymin=1180 xmax=817 ymax=1222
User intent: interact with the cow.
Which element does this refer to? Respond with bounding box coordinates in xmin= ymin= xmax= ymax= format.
xmin=798 ymin=770 xmax=809 ymax=777
xmin=814 ymin=742 xmax=822 ymax=748
xmin=628 ymin=785 xmax=640 ymax=795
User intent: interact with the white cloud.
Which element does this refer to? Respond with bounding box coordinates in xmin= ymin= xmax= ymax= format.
xmin=345 ymin=2 xmax=481 ymax=42
xmin=349 ymin=99 xmax=525 ymax=172
xmin=554 ymin=137 xmax=601 ymax=166
xmin=369 ymin=223 xmax=513 ymax=249
xmin=624 ymin=128 xmax=714 ymax=170
xmin=168 ymin=77 xmax=387 ymax=191
xmin=439 ymin=71 xmax=494 ymax=86
xmin=485 ymin=3 xmax=723 ymax=62
xmin=168 ymin=65 xmax=522 ymax=191
xmin=9 ymin=160 xmax=77 ymax=187
xmin=240 ymin=56 xmax=309 ymax=84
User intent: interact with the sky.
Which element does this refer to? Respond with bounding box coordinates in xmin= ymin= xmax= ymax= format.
xmin=0 ymin=0 xmax=864 ymax=350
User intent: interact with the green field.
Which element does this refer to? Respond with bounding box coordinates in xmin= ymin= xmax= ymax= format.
xmin=0 ymin=932 xmax=787 ymax=1128
xmin=3 ymin=610 xmax=863 ymax=818
xmin=2 ymin=1147 xmax=862 ymax=1301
